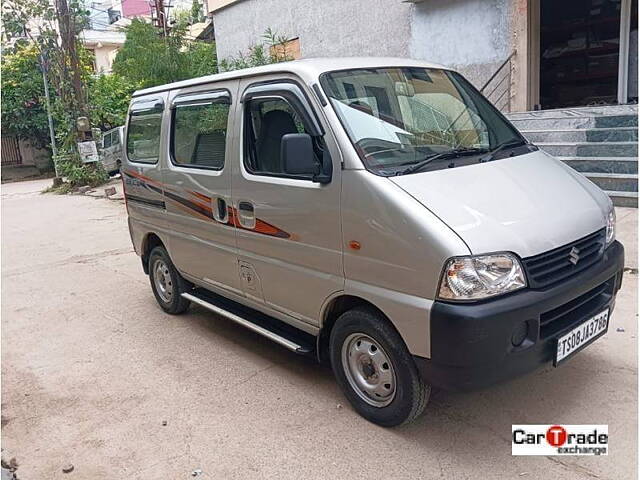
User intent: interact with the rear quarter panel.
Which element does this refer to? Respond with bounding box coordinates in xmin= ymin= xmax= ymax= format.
xmin=122 ymin=92 xmax=170 ymax=258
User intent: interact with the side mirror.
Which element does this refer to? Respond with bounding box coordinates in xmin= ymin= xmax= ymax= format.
xmin=281 ymin=133 xmax=332 ymax=184
xmin=281 ymin=133 xmax=318 ymax=176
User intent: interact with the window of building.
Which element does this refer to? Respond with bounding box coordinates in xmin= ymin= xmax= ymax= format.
xmin=171 ymin=101 xmax=230 ymax=169
xmin=126 ymin=110 xmax=162 ymax=164
xmin=244 ymin=97 xmax=319 ymax=177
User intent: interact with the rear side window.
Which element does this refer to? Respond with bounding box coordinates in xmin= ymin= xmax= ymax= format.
xmin=127 ymin=110 xmax=162 ymax=164
xmin=171 ymin=101 xmax=230 ymax=170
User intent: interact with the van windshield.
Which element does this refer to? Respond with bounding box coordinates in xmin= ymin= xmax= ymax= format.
xmin=320 ymin=67 xmax=526 ymax=176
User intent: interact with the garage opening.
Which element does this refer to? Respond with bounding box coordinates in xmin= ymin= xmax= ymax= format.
xmin=539 ymin=0 xmax=638 ymax=109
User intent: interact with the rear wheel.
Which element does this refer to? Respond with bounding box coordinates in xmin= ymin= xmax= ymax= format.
xmin=330 ymin=306 xmax=430 ymax=427
xmin=148 ymin=246 xmax=191 ymax=314
xmin=110 ymin=160 xmax=121 ymax=176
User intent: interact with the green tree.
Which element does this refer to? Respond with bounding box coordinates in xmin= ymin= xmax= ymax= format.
xmin=190 ymin=0 xmax=203 ymax=23
xmin=0 ymin=43 xmax=50 ymax=147
xmin=87 ymin=74 xmax=137 ymax=131
xmin=112 ymin=18 xmax=217 ymax=89
xmin=185 ymin=41 xmax=217 ymax=79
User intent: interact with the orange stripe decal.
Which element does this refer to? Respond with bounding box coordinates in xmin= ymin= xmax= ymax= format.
xmin=123 ymin=169 xmax=292 ymax=239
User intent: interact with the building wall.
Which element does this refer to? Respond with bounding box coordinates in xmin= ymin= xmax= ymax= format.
xmin=92 ymin=45 xmax=120 ymax=74
xmin=207 ymin=0 xmax=242 ymax=13
xmin=86 ymin=45 xmax=119 ymax=74
xmin=213 ymin=0 xmax=516 ymax=91
xmin=19 ymin=139 xmax=51 ymax=170
xmin=121 ymin=0 xmax=150 ymax=17
xmin=213 ymin=0 xmax=413 ymax=61
xmin=409 ymin=0 xmax=515 ymax=88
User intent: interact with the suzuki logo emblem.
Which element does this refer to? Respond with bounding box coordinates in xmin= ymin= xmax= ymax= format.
xmin=569 ymin=247 xmax=581 ymax=265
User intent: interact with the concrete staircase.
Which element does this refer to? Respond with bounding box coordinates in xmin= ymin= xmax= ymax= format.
xmin=506 ymin=105 xmax=638 ymax=207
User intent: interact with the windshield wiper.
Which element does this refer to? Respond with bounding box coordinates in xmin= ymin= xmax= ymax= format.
xmin=397 ymin=147 xmax=489 ymax=175
xmin=479 ymin=139 xmax=528 ymax=163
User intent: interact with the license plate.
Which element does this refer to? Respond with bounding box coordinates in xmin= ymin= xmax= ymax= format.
xmin=555 ymin=309 xmax=609 ymax=365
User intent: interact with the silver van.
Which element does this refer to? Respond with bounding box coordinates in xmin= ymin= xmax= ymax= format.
xmin=122 ymin=58 xmax=624 ymax=427
xmin=100 ymin=126 xmax=124 ymax=175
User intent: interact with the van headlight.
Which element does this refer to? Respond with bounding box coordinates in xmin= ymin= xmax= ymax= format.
xmin=438 ymin=253 xmax=526 ymax=301
xmin=605 ymin=206 xmax=616 ymax=246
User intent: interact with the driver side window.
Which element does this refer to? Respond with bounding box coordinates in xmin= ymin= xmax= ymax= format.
xmin=244 ymin=98 xmax=318 ymax=177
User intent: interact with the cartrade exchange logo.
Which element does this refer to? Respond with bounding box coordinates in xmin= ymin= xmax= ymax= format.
xmin=512 ymin=425 xmax=608 ymax=456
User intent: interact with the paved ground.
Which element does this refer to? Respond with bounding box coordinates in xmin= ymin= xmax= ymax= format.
xmin=1 ymin=179 xmax=637 ymax=479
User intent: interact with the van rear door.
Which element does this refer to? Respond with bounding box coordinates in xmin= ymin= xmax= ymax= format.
xmin=231 ymin=77 xmax=343 ymax=325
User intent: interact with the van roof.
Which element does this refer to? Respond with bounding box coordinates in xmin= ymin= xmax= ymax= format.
xmin=132 ymin=57 xmax=451 ymax=98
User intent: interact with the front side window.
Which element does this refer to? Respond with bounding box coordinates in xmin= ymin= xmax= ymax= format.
xmin=103 ymin=131 xmax=112 ymax=148
xmin=127 ymin=110 xmax=162 ymax=164
xmin=172 ymin=101 xmax=230 ymax=169
xmin=321 ymin=67 xmax=525 ymax=176
xmin=244 ymin=97 xmax=317 ymax=177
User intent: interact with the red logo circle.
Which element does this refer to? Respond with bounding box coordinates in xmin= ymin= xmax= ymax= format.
xmin=546 ymin=425 xmax=567 ymax=447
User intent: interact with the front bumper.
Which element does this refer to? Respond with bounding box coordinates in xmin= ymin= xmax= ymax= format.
xmin=415 ymin=240 xmax=624 ymax=391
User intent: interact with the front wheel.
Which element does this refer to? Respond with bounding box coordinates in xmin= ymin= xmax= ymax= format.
xmin=330 ymin=307 xmax=430 ymax=427
xmin=148 ymin=246 xmax=191 ymax=314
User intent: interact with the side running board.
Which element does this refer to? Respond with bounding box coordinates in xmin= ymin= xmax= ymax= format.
xmin=181 ymin=289 xmax=315 ymax=355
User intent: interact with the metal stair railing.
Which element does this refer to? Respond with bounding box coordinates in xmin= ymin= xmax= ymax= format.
xmin=480 ymin=50 xmax=516 ymax=112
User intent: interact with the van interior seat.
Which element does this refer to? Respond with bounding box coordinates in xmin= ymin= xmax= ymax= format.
xmin=256 ymin=109 xmax=298 ymax=173
xmin=192 ymin=131 xmax=226 ymax=168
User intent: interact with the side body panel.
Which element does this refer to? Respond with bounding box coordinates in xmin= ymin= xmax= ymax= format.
xmin=161 ymin=80 xmax=242 ymax=296
xmin=231 ymin=74 xmax=344 ymax=326
xmin=339 ymin=170 xmax=471 ymax=358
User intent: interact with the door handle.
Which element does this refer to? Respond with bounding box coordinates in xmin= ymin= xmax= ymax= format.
xmin=237 ymin=201 xmax=256 ymax=229
xmin=238 ymin=201 xmax=254 ymax=213
xmin=214 ymin=197 xmax=228 ymax=223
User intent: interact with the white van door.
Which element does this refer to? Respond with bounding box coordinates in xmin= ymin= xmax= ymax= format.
xmin=101 ymin=130 xmax=115 ymax=172
xmin=232 ymin=78 xmax=343 ymax=326
xmin=161 ymin=84 xmax=242 ymax=296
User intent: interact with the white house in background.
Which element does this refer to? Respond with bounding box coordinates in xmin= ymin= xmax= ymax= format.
xmin=81 ymin=1 xmax=128 ymax=74
xmin=82 ymin=0 xmax=208 ymax=74
xmin=80 ymin=29 xmax=126 ymax=74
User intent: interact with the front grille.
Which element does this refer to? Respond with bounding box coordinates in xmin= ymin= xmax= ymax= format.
xmin=522 ymin=229 xmax=606 ymax=289
xmin=539 ymin=278 xmax=614 ymax=338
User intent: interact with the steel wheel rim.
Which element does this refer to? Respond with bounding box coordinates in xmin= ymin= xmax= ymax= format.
xmin=341 ymin=333 xmax=397 ymax=407
xmin=153 ymin=258 xmax=173 ymax=303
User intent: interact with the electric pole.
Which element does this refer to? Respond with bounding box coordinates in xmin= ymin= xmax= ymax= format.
xmin=152 ymin=0 xmax=170 ymax=37
xmin=38 ymin=53 xmax=59 ymax=177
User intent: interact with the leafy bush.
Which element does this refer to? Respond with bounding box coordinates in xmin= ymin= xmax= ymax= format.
xmin=113 ymin=19 xmax=217 ymax=89
xmin=55 ymin=154 xmax=109 ymax=188
xmin=88 ymin=73 xmax=137 ymax=131
xmin=1 ymin=43 xmax=50 ymax=147
xmin=219 ymin=28 xmax=294 ymax=72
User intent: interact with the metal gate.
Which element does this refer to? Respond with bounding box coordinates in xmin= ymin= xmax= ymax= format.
xmin=1 ymin=136 xmax=22 ymax=166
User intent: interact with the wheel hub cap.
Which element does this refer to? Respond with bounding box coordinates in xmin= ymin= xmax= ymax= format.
xmin=153 ymin=259 xmax=173 ymax=303
xmin=341 ymin=333 xmax=397 ymax=407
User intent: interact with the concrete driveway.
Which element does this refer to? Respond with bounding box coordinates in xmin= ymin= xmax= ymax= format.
xmin=1 ymin=179 xmax=637 ymax=479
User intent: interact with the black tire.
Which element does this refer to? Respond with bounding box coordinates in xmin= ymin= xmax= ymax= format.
xmin=330 ymin=306 xmax=430 ymax=427
xmin=148 ymin=246 xmax=191 ymax=314
xmin=110 ymin=161 xmax=121 ymax=176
